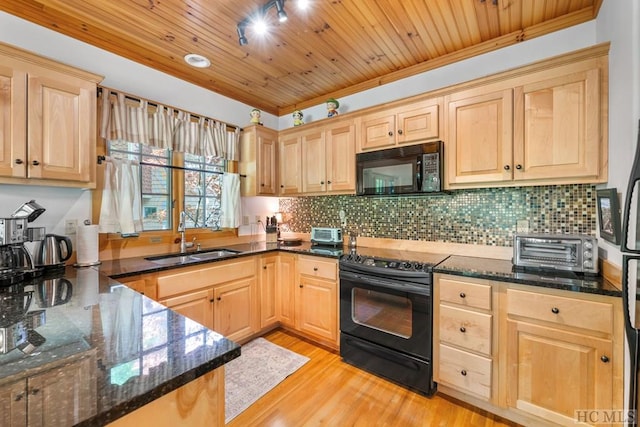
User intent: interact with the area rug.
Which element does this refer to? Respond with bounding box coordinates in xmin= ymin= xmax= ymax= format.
xmin=225 ymin=337 xmax=309 ymax=423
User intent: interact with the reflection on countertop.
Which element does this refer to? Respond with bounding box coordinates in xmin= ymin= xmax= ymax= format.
xmin=434 ymin=255 xmax=621 ymax=297
xmin=0 ymin=266 xmax=240 ymax=426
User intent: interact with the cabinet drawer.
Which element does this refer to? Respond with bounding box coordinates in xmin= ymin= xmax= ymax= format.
xmin=157 ymin=258 xmax=256 ymax=299
xmin=298 ymin=256 xmax=337 ymax=280
xmin=507 ymin=288 xmax=613 ymax=334
xmin=439 ymin=277 xmax=491 ymax=310
xmin=438 ymin=344 xmax=492 ymax=399
xmin=439 ymin=305 xmax=492 ymax=356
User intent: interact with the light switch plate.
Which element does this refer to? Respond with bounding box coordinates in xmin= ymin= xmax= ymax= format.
xmin=65 ymin=219 xmax=77 ymax=235
xmin=516 ymin=220 xmax=529 ymax=233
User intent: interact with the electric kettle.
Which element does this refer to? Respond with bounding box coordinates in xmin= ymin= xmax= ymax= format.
xmin=34 ymin=234 xmax=72 ymax=269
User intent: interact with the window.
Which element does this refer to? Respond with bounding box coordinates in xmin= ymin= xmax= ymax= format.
xmin=107 ymin=141 xmax=226 ymax=232
xmin=184 ymin=153 xmax=225 ymax=229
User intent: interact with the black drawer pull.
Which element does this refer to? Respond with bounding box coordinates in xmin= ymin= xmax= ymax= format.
xmin=460 ymin=327 xmax=466 ymax=333
xmin=551 ymin=307 xmax=560 ymax=314
xmin=460 ymin=370 xmax=467 ymax=376
xmin=459 ymin=292 xmax=466 ymax=298
xmin=601 ymin=355 xmax=610 ymax=363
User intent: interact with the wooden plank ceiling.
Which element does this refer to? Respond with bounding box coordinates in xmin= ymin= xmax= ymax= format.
xmin=0 ymin=0 xmax=600 ymax=115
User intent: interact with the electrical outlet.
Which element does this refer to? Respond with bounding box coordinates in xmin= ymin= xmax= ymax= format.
xmin=242 ymin=215 xmax=250 ymax=226
xmin=65 ymin=219 xmax=77 ymax=235
xmin=516 ymin=220 xmax=529 ymax=233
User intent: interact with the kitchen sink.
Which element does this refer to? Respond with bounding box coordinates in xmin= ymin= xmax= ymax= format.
xmin=145 ymin=248 xmax=241 ymax=265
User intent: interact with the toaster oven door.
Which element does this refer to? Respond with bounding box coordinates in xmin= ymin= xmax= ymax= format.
xmin=516 ymin=239 xmax=579 ymax=271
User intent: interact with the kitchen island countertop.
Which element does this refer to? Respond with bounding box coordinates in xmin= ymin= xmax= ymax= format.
xmin=0 ymin=266 xmax=240 ymax=426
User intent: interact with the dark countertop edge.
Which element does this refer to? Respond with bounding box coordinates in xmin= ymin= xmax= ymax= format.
xmin=433 ymin=266 xmax=622 ymax=297
xmin=102 ymin=244 xmax=620 ymax=297
xmin=105 ymin=244 xmax=339 ymax=280
xmin=75 ymin=346 xmax=242 ymax=427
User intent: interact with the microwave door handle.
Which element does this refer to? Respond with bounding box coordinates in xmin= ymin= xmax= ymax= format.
xmin=621 ymin=119 xmax=640 ymax=253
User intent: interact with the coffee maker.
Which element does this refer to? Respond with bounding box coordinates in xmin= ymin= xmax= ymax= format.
xmin=0 ymin=200 xmax=46 ymax=285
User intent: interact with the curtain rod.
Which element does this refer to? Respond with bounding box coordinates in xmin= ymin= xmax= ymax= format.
xmin=96 ymin=156 xmax=246 ymax=177
xmin=97 ymin=86 xmax=243 ymax=132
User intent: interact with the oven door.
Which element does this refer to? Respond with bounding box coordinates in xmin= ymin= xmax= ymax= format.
xmin=339 ymin=270 xmax=431 ymax=360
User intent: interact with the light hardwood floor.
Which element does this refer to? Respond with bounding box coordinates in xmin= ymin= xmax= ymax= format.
xmin=227 ymin=329 xmax=521 ymax=427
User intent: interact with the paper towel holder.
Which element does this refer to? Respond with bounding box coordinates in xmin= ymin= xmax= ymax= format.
xmin=73 ymin=221 xmax=101 ymax=268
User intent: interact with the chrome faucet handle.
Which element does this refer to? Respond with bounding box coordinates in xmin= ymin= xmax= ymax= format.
xmin=177 ymin=211 xmax=186 ymax=232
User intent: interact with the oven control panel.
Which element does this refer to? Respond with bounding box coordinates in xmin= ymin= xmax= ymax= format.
xmin=341 ymin=254 xmax=429 ymax=273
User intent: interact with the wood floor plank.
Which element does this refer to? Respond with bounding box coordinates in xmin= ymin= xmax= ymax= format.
xmin=227 ymin=329 xmax=521 ymax=427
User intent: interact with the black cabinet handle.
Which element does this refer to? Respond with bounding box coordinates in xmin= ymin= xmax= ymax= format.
xmin=388 ymin=131 xmax=393 ymax=136
xmin=460 ymin=327 xmax=466 ymax=333
xmin=327 ymin=180 xmax=332 ymax=184
xmin=460 ymin=370 xmax=467 ymax=376
xmin=261 ymin=183 xmax=265 ymax=187
xmin=516 ymin=164 xmax=522 ymax=170
xmin=299 ymin=284 xmax=303 ymax=288
xmin=29 ymin=388 xmax=40 ymax=395
xmin=14 ymin=392 xmax=24 ymax=401
xmin=280 ymin=184 xmax=284 ymax=188
xmin=397 ymin=129 xmax=403 ymax=135
xmin=320 ymin=181 xmax=325 ymax=185
xmin=551 ymin=307 xmax=560 ymax=314
xmin=217 ymin=296 xmax=221 ymax=301
xmin=459 ymin=292 xmax=466 ymax=298
xmin=601 ymin=355 xmax=610 ymax=363
xmin=263 ymin=265 xmax=267 ymax=269
xmin=209 ymin=298 xmax=215 ymax=303
xmin=503 ymin=165 xmax=510 ymax=170
xmin=32 ymin=160 xmax=40 ymax=166
xmin=15 ymin=159 xmax=23 ymax=165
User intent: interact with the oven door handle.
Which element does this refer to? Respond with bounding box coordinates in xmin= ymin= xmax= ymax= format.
xmin=339 ymin=271 xmax=431 ymax=295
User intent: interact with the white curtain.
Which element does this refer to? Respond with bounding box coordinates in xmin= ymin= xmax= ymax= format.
xmin=99 ymin=156 xmax=143 ymax=234
xmin=99 ymin=88 xmax=234 ymax=159
xmin=220 ymin=172 xmax=241 ymax=228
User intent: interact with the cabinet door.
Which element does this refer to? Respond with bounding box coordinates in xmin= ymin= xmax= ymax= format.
xmin=259 ymin=255 xmax=278 ymax=328
xmin=257 ymin=127 xmax=278 ymax=195
xmin=513 ymin=68 xmax=600 ymax=181
xmin=160 ymin=289 xmax=214 ymax=330
xmin=0 ymin=379 xmax=27 ymax=426
xmin=359 ymin=111 xmax=395 ymax=151
xmin=506 ymin=319 xmax=613 ymax=425
xmin=278 ymin=133 xmax=302 ymax=195
xmin=397 ymin=101 xmax=440 ymax=145
xmin=0 ymin=63 xmax=27 ymax=178
xmin=277 ymin=253 xmax=296 ymax=328
xmin=296 ymin=275 xmax=337 ymax=344
xmin=301 ymin=130 xmax=326 ymax=193
xmin=27 ymin=70 xmax=95 ymax=182
xmin=325 ymin=122 xmax=356 ymax=193
xmin=446 ymin=89 xmax=513 ymax=185
xmin=213 ymin=277 xmax=257 ymax=342
xmin=27 ymin=354 xmax=97 ymax=427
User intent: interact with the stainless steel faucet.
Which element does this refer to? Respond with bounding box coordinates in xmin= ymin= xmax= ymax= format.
xmin=177 ymin=211 xmax=195 ymax=253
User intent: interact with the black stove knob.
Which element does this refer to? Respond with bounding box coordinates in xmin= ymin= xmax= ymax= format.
xmin=403 ymin=262 xmax=413 ymax=270
xmin=415 ymin=263 xmax=424 ymax=271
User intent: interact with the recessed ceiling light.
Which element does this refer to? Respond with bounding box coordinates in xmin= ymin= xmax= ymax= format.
xmin=184 ymin=53 xmax=211 ymax=68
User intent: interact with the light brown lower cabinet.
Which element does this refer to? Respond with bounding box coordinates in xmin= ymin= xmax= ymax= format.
xmin=157 ymin=257 xmax=259 ymax=343
xmin=0 ymin=350 xmax=97 ymax=427
xmin=294 ymin=255 xmax=339 ymax=348
xmin=434 ymin=273 xmax=623 ymax=427
xmin=119 ymin=252 xmax=340 ymax=349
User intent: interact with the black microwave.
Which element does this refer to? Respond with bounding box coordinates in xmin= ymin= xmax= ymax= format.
xmin=356 ymin=142 xmax=443 ymax=196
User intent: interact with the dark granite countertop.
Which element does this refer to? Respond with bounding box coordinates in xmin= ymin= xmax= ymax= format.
xmin=0 ymin=266 xmax=240 ymax=426
xmin=434 ymin=255 xmax=622 ymax=297
xmin=100 ymin=241 xmax=343 ymax=279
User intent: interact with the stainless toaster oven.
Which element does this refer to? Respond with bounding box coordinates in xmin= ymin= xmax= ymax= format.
xmin=513 ymin=233 xmax=598 ymax=274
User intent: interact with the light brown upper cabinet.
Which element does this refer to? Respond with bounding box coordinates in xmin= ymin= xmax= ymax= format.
xmin=280 ymin=118 xmax=356 ymax=196
xmin=358 ymin=97 xmax=442 ymax=152
xmin=239 ymin=124 xmax=278 ymax=196
xmin=445 ymin=47 xmax=608 ymax=189
xmin=0 ymin=42 xmax=102 ymax=188
xmin=278 ymin=132 xmax=303 ymax=195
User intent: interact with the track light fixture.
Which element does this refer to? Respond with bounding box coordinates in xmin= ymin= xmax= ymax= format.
xmin=237 ymin=0 xmax=289 ymax=45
